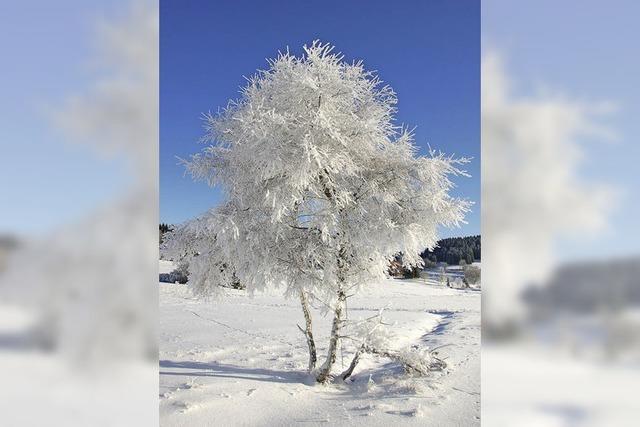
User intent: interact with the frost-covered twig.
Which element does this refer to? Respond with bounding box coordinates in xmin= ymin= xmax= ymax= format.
xmin=340 ymin=344 xmax=447 ymax=380
xmin=339 ymin=308 xmax=446 ymax=380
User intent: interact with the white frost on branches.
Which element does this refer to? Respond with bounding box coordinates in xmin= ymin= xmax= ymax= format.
xmin=167 ymin=41 xmax=470 ymax=382
xmin=171 ymin=41 xmax=470 ymax=304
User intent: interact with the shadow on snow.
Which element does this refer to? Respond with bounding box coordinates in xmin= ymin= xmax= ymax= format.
xmin=159 ymin=359 xmax=314 ymax=384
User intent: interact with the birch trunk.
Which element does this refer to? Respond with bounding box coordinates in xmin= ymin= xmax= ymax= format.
xmin=315 ymin=289 xmax=346 ymax=383
xmin=339 ymin=345 xmax=364 ymax=381
xmin=298 ymin=290 xmax=317 ymax=372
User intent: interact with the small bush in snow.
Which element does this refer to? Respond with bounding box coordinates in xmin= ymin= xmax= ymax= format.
xmin=450 ymin=277 xmax=468 ymax=289
xmin=464 ymin=265 xmax=481 ymax=285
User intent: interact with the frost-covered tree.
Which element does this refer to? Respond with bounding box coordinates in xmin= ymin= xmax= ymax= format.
xmin=170 ymin=41 xmax=470 ymax=383
xmin=464 ymin=265 xmax=481 ymax=286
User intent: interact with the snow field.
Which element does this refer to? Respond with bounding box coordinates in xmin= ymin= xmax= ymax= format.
xmin=160 ymin=261 xmax=480 ymax=426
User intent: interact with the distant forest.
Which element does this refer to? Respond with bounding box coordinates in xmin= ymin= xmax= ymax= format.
xmin=159 ymin=223 xmax=173 ymax=244
xmin=421 ymin=235 xmax=481 ymax=265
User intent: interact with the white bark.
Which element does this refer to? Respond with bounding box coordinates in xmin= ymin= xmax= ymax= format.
xmin=315 ymin=288 xmax=346 ymax=383
xmin=298 ymin=290 xmax=317 ymax=372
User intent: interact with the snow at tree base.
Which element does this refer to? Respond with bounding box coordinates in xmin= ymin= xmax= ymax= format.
xmin=161 ymin=41 xmax=478 ymax=424
xmin=160 ymin=260 xmax=480 ymax=426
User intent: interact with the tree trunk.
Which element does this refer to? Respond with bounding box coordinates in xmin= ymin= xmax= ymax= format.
xmin=314 ymin=180 xmax=348 ymax=383
xmin=298 ymin=290 xmax=317 ymax=372
xmin=339 ymin=345 xmax=364 ymax=381
xmin=315 ymin=289 xmax=346 ymax=383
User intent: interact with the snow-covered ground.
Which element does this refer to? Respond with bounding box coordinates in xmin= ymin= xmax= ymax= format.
xmin=159 ymin=260 xmax=480 ymax=426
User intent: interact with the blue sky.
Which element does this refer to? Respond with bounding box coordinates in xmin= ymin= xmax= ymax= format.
xmin=483 ymin=0 xmax=640 ymax=259
xmin=161 ymin=0 xmax=480 ymax=238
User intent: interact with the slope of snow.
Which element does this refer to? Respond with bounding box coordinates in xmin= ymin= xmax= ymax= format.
xmin=159 ymin=261 xmax=480 ymax=426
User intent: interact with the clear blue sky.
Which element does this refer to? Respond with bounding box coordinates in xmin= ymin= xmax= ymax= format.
xmin=161 ymin=0 xmax=480 ymax=238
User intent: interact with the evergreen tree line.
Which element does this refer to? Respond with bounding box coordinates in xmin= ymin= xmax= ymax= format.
xmin=421 ymin=235 xmax=480 ymax=266
xmin=159 ymin=223 xmax=173 ymax=244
